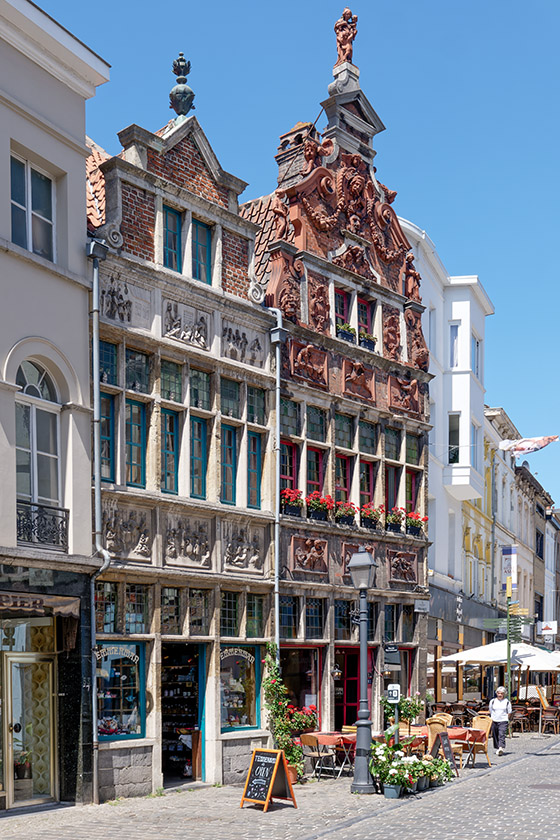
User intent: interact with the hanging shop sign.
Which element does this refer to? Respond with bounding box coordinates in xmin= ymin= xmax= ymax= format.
xmin=240 ymin=749 xmax=297 ymax=813
xmin=220 ymin=647 xmax=255 ymax=664
xmin=94 ymin=644 xmax=140 ymax=664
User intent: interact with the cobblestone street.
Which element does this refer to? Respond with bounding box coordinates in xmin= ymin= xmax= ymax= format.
xmin=2 ymin=733 xmax=560 ymax=840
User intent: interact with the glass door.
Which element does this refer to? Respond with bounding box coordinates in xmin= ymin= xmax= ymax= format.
xmin=5 ymin=654 xmax=55 ymax=807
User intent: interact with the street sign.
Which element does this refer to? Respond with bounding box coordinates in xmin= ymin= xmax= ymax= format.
xmin=538 ymin=621 xmax=558 ymax=635
xmin=387 ymin=684 xmax=401 ymax=704
xmin=501 ymin=545 xmax=518 ymax=592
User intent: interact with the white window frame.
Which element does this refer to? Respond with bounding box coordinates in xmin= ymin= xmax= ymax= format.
xmin=471 ymin=332 xmax=481 ymax=380
xmin=16 ymin=393 xmax=62 ymax=509
xmin=449 ymin=322 xmax=459 ymax=369
xmin=10 ymin=153 xmax=56 ymax=263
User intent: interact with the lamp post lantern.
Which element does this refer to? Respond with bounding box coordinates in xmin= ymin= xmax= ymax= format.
xmin=347 ymin=546 xmax=377 ymax=794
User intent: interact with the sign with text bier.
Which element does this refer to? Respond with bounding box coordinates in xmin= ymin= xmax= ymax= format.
xmin=240 ymin=749 xmax=297 ymax=813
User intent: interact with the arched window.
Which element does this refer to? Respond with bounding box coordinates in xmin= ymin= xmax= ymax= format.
xmin=16 ymin=361 xmax=65 ymax=549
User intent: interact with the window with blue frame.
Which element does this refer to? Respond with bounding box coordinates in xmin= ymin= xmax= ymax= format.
xmin=190 ymin=417 xmax=207 ymax=499
xmin=161 ymin=360 xmax=182 ymax=402
xmin=192 ymin=219 xmax=211 ymax=284
xmin=221 ymin=424 xmax=237 ymax=504
xmin=163 ymin=206 xmax=182 ymax=272
xmin=125 ymin=349 xmax=150 ymax=393
xmin=247 ymin=432 xmax=262 ymax=509
xmin=161 ymin=409 xmax=179 ymax=494
xmin=126 ymin=399 xmax=146 ymax=487
xmin=100 ymin=393 xmax=115 ymax=482
xmin=97 ymin=642 xmax=145 ymax=739
xmin=100 ymin=341 xmax=117 ymax=385
xmin=220 ymin=646 xmax=260 ymax=731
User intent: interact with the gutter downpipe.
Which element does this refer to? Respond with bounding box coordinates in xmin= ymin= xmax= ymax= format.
xmin=267 ymin=307 xmax=286 ymax=668
xmin=491 ymin=450 xmax=496 ymax=605
xmin=87 ymin=239 xmax=110 ymax=804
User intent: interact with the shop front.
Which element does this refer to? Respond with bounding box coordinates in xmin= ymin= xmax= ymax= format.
xmin=279 ymin=646 xmax=322 ymax=716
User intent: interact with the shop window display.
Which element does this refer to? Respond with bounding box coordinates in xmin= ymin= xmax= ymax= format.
xmin=161 ymin=643 xmax=201 ymax=780
xmin=280 ymin=648 xmax=319 ymax=711
xmin=220 ymin=646 xmax=260 ymax=731
xmin=96 ymin=642 xmax=144 ymax=739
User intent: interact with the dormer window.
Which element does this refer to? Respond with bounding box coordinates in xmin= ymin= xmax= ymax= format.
xmin=163 ymin=206 xmax=182 ymax=272
xmin=192 ymin=219 xmax=211 ymax=283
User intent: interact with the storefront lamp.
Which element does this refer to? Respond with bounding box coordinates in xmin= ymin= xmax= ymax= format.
xmin=347 ymin=547 xmax=377 ymax=591
xmin=331 ymin=665 xmax=343 ymax=680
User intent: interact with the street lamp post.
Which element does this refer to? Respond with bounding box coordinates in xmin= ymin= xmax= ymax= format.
xmin=347 ymin=547 xmax=377 ymax=794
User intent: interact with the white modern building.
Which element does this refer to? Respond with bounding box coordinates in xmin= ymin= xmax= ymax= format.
xmin=0 ymin=0 xmax=109 ymax=809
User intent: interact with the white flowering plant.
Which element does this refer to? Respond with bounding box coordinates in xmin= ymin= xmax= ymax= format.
xmin=369 ymin=727 xmax=417 ymax=788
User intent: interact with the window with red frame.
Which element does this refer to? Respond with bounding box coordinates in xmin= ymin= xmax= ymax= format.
xmin=357 ymin=298 xmax=373 ymax=334
xmin=406 ymin=469 xmax=419 ymax=512
xmin=385 ymin=465 xmax=400 ymax=510
xmin=335 ymin=455 xmax=351 ymax=501
xmin=280 ymin=440 xmax=297 ymax=490
xmin=334 ymin=288 xmax=349 ymax=327
xmin=359 ymin=460 xmax=375 ymax=507
xmin=307 ymin=447 xmax=324 ymax=496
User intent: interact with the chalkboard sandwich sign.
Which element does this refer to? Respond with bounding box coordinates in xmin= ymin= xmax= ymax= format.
xmin=430 ymin=732 xmax=459 ymax=776
xmin=240 ymin=749 xmax=297 ymax=812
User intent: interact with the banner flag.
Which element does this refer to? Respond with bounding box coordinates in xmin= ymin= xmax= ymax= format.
xmin=498 ymin=435 xmax=558 ymax=458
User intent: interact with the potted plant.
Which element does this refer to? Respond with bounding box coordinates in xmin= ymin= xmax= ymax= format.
xmin=14 ymin=750 xmax=32 ymax=779
xmin=305 ymin=491 xmax=334 ymax=521
xmin=405 ymin=510 xmax=428 ymax=537
xmin=334 ymin=500 xmax=357 ymax=525
xmin=358 ymin=330 xmax=377 ymax=351
xmin=385 ymin=506 xmax=405 ymax=533
xmin=281 ymin=488 xmax=304 ymax=517
xmin=263 ymin=644 xmax=308 ymax=782
xmin=416 ymin=756 xmax=434 ymax=791
xmin=286 ymin=703 xmax=318 ymax=736
xmin=336 ymin=322 xmax=356 ymax=343
xmin=426 ymin=754 xmax=454 ymax=787
xmin=360 ymin=502 xmax=383 ymax=529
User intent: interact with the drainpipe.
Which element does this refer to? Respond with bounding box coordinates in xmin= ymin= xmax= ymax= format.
xmin=267 ymin=308 xmax=287 ymax=667
xmin=87 ymin=238 xmax=110 ymax=804
xmin=491 ymin=450 xmax=496 ymax=604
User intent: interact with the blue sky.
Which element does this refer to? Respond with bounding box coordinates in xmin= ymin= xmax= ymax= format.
xmin=42 ymin=0 xmax=560 ymax=503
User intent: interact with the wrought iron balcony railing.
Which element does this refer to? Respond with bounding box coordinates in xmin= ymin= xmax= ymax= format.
xmin=16 ymin=500 xmax=69 ymax=552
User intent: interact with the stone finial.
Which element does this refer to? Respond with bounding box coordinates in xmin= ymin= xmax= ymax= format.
xmin=169 ymin=52 xmax=195 ymax=119
xmin=334 ymin=8 xmax=358 ymax=67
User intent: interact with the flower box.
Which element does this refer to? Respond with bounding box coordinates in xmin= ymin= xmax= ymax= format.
xmin=282 ymin=504 xmax=302 ymax=517
xmin=406 ymin=524 xmax=423 ymax=537
xmin=386 ymin=522 xmax=402 ymax=534
xmin=336 ymin=327 xmax=356 ymax=343
xmin=308 ymin=509 xmax=328 ymax=522
xmin=359 ymin=336 xmax=377 ymax=351
xmin=361 ymin=517 xmax=380 ymax=530
xmin=336 ymin=514 xmax=355 ymax=526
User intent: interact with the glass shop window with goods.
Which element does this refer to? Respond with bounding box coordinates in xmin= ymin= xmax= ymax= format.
xmin=161 ymin=644 xmax=202 ymax=782
xmin=96 ymin=643 xmax=144 ymax=739
xmin=220 ymin=646 xmax=260 ymax=731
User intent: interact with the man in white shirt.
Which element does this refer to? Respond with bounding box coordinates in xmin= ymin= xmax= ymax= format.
xmin=489 ymin=686 xmax=512 ymax=755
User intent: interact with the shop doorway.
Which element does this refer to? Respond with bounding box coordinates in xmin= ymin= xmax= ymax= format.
xmin=161 ymin=643 xmax=204 ymax=785
xmin=4 ymin=653 xmax=56 ymax=808
xmin=334 ymin=648 xmax=359 ymax=730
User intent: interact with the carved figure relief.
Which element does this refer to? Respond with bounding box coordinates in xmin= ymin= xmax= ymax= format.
xmin=404 ymin=253 xmax=422 ymax=302
xmin=165 ymin=517 xmax=211 ymax=567
xmin=292 ymin=536 xmax=328 ymax=573
xmin=404 ymin=308 xmax=429 ymax=371
xmin=308 ymin=275 xmax=330 ymax=333
xmin=342 ymin=541 xmax=374 ymax=576
xmin=102 ymin=505 xmax=152 ymax=559
xmin=389 ymin=374 xmax=420 ymax=415
xmin=223 ymin=526 xmax=264 ymax=572
xmin=388 ymin=550 xmax=417 ymax=583
xmin=343 ymin=359 xmax=375 ymax=401
xmin=271 ymin=190 xmax=289 ymax=240
xmin=100 ymin=275 xmax=152 ymax=329
xmin=265 ymin=250 xmax=303 ymax=323
xmin=290 ymin=340 xmax=328 ymax=386
xmin=334 ymin=7 xmax=358 ymax=67
xmin=163 ymin=299 xmax=210 ymax=349
xmin=332 ymin=244 xmax=374 ymax=279
xmin=302 ymin=137 xmax=334 ymax=175
xmin=383 ymin=309 xmax=401 ymax=360
xmin=222 ymin=321 xmax=264 ymax=367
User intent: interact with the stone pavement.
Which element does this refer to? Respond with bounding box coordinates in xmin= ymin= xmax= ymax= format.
xmin=2 ymin=733 xmax=560 ymax=840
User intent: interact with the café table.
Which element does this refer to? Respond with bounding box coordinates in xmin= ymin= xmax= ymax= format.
xmin=311 ymin=731 xmax=356 ymax=777
xmin=416 ymin=725 xmax=487 ymax=767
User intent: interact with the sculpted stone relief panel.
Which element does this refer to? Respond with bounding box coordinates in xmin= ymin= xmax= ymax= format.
xmin=103 ymin=503 xmax=152 ymax=560
xmin=387 ymin=549 xmax=417 ymax=584
xmin=163 ymin=299 xmax=210 ymax=349
xmin=308 ymin=273 xmax=330 ymax=333
xmin=165 ymin=515 xmax=211 ymax=568
xmin=289 ymin=340 xmax=328 ymax=387
xmin=222 ymin=522 xmax=265 ymax=573
xmin=265 ymin=249 xmax=303 ymax=323
xmin=383 ymin=306 xmax=401 ymax=361
xmin=221 ymin=320 xmax=265 ymax=367
xmin=388 ymin=374 xmax=420 ymax=416
xmin=404 ymin=308 xmax=429 ymax=372
xmin=101 ymin=273 xmax=151 ymax=329
xmin=343 ymin=358 xmax=375 ymax=401
xmin=291 ymin=536 xmax=328 ymax=576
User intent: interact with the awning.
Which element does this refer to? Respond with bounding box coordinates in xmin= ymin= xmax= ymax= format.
xmin=439 ymin=639 xmax=560 ymax=671
xmin=0 ymin=590 xmax=80 ymax=618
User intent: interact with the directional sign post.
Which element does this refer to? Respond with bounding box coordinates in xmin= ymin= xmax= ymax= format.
xmin=387 ymin=684 xmax=401 ymax=745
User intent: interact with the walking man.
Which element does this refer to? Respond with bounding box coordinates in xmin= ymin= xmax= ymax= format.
xmin=489 ymin=686 xmax=512 ymax=755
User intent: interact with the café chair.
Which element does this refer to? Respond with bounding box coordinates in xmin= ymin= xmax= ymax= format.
xmin=431 ymin=712 xmax=453 ymax=727
xmin=468 ymin=715 xmax=493 ymax=767
xmin=510 ymin=708 xmax=529 ymax=733
xmin=541 ymin=707 xmax=560 ymax=735
xmin=300 ymin=733 xmax=337 ymax=780
xmin=426 ymin=716 xmax=463 ymax=769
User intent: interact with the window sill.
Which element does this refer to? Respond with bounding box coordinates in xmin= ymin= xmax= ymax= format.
xmin=0 ymin=237 xmax=87 ymax=289
xmin=220 ymin=729 xmax=269 ymax=741
xmin=99 ymin=737 xmax=155 ymax=749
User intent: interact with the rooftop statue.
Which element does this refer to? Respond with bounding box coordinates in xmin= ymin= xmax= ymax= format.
xmin=334 ymin=8 xmax=358 ymax=67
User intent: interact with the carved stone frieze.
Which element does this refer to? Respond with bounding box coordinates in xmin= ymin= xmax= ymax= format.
xmin=291 ymin=536 xmax=328 ymax=574
xmin=389 ymin=374 xmax=420 ymax=415
xmin=332 ymin=243 xmax=374 ymax=279
xmin=343 ymin=358 xmax=375 ymax=401
xmin=302 ymin=137 xmax=335 ymax=175
xmin=404 ymin=308 xmax=429 ymax=371
xmin=165 ymin=516 xmax=211 ymax=567
xmin=383 ymin=308 xmax=401 ymax=361
xmin=163 ymin=299 xmax=210 ymax=349
xmin=223 ymin=523 xmax=265 ymax=573
xmin=387 ymin=549 xmax=417 ymax=583
xmin=222 ymin=320 xmax=265 ymax=367
xmin=102 ymin=504 xmax=152 ymax=559
xmin=290 ymin=340 xmax=328 ymax=386
xmin=308 ymin=274 xmax=330 ymax=333
xmin=101 ymin=273 xmax=151 ymax=328
xmin=341 ymin=541 xmax=374 ymax=577
xmin=264 ymin=249 xmax=303 ymax=323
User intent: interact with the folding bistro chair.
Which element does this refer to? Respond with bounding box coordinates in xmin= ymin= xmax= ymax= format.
xmin=300 ymin=734 xmax=337 ymax=780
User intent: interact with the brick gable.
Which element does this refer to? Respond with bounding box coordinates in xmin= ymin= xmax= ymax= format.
xmin=121 ymin=184 xmax=155 ymax=261
xmin=222 ymin=231 xmax=249 ymax=298
xmin=147 ymin=135 xmax=229 ymax=208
